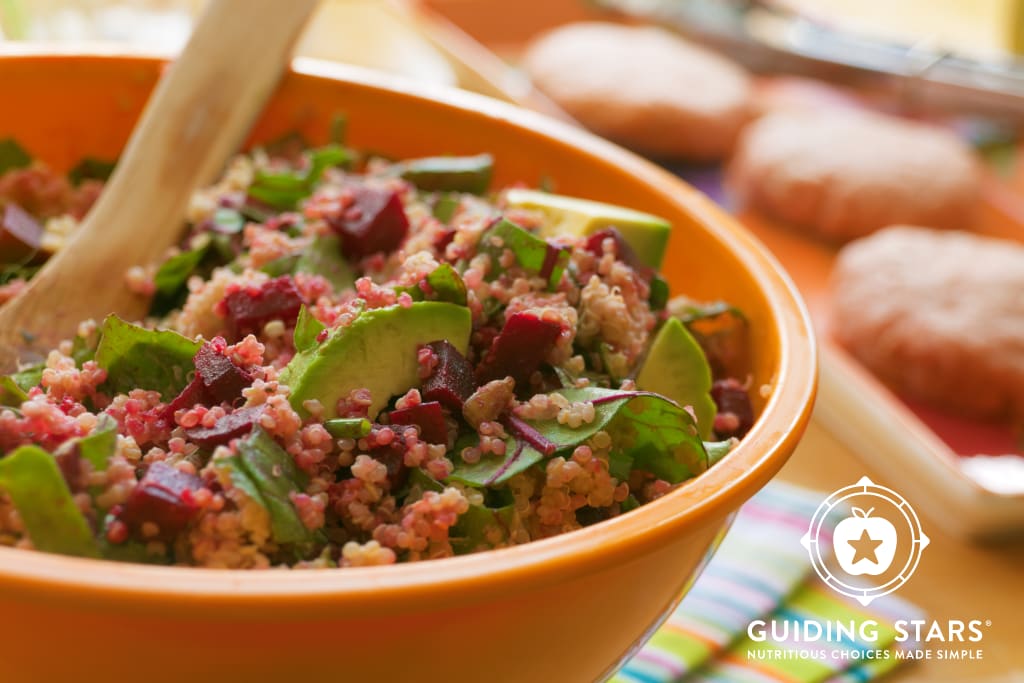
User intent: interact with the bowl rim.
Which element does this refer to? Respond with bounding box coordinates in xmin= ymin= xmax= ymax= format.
xmin=0 ymin=49 xmax=817 ymax=614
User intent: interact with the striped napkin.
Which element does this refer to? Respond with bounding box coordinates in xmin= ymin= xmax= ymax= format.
xmin=614 ymin=481 xmax=925 ymax=683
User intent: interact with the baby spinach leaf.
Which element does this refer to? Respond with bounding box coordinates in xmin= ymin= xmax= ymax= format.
xmin=78 ymin=414 xmax=119 ymax=473
xmin=6 ymin=362 xmax=43 ymax=394
xmin=247 ymin=144 xmax=352 ymax=210
xmin=153 ymin=242 xmax=208 ymax=298
xmin=524 ymin=387 xmax=708 ymax=484
xmin=67 ymin=157 xmax=116 ymax=185
xmin=0 ymin=138 xmax=31 ymax=174
xmin=0 ymin=376 xmax=28 ymax=406
xmin=0 ymin=445 xmax=99 ymax=558
xmin=704 ymin=439 xmax=737 ymax=467
xmin=216 ymin=427 xmax=312 ymax=546
xmin=260 ymin=253 xmax=300 ymax=278
xmin=293 ymin=305 xmax=326 ymax=353
xmin=295 ymin=234 xmax=354 ymax=292
xmin=479 ymin=218 xmax=569 ymax=290
xmin=94 ymin=315 xmax=200 ymax=400
xmin=210 ymin=207 xmax=245 ymax=234
xmin=450 ymin=502 xmax=514 ymax=554
xmin=447 ymin=438 xmax=544 ymax=488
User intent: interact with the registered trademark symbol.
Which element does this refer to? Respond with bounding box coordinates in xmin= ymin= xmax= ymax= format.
xmin=986 ymin=620 xmax=992 ymax=627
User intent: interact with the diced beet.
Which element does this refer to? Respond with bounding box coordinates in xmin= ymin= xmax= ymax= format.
xmin=328 ymin=183 xmax=409 ymax=259
xmin=119 ymin=462 xmax=203 ymax=540
xmin=476 ymin=312 xmax=562 ymax=392
xmin=434 ymin=228 xmax=456 ymax=253
xmin=222 ymin=275 xmax=303 ymax=338
xmin=0 ymin=203 xmax=43 ymax=263
xmin=583 ymin=228 xmax=653 ymax=279
xmin=54 ymin=445 xmax=83 ymax=491
xmin=160 ymin=375 xmax=208 ymax=424
xmin=184 ymin=405 xmax=264 ymax=448
xmin=194 ymin=341 xmax=252 ymax=403
xmin=366 ymin=425 xmax=413 ymax=491
xmin=711 ymin=378 xmax=755 ymax=438
xmin=538 ymin=242 xmax=566 ymax=283
xmin=389 ymin=401 xmax=448 ymax=445
xmin=421 ymin=340 xmax=476 ymax=410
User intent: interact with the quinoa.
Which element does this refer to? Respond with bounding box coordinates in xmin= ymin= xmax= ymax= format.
xmin=0 ymin=142 xmax=753 ymax=569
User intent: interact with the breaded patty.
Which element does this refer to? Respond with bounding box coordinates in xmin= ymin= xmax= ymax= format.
xmin=831 ymin=226 xmax=1024 ymax=420
xmin=523 ymin=22 xmax=751 ymax=161
xmin=729 ymin=112 xmax=980 ymax=242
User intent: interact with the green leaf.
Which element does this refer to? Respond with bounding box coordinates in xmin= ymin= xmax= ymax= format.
xmin=0 ymin=138 xmax=31 ymax=174
xmin=216 ymin=428 xmax=312 ymax=546
xmin=247 ymin=144 xmax=352 ymax=210
xmin=704 ymin=439 xmax=737 ymax=467
xmin=295 ymin=234 xmax=354 ymax=292
xmin=669 ymin=299 xmax=745 ymax=325
xmin=94 ymin=315 xmax=201 ymax=400
xmin=524 ymin=387 xmax=708 ymax=484
xmin=448 ymin=438 xmax=544 ymax=488
xmin=450 ymin=502 xmax=514 ymax=554
xmin=0 ymin=376 xmax=28 ymax=406
xmin=7 ymin=363 xmax=43 ymax=394
xmin=293 ymin=305 xmax=325 ymax=353
xmin=78 ymin=414 xmax=119 ymax=473
xmin=154 ymin=242 xmax=208 ymax=298
xmin=67 ymin=157 xmax=116 ymax=186
xmin=260 ymin=253 xmax=300 ymax=278
xmin=323 ymin=417 xmax=371 ymax=439
xmin=397 ymin=154 xmax=493 ymax=194
xmin=479 ymin=218 xmax=568 ymax=290
xmin=0 ymin=445 xmax=99 ymax=558
xmin=648 ymin=275 xmax=670 ymax=311
xmin=424 ymin=263 xmax=467 ymax=306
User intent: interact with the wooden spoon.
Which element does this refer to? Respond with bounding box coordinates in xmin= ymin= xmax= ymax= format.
xmin=0 ymin=0 xmax=318 ymax=370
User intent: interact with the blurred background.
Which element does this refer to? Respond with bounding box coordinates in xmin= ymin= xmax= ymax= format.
xmin=2 ymin=1 xmax=1023 ymax=678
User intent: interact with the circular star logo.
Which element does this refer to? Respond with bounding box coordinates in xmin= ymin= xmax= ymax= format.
xmin=801 ymin=476 xmax=930 ymax=606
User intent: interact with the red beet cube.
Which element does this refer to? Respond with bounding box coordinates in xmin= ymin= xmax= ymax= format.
xmin=194 ymin=341 xmax=252 ymax=403
xmin=421 ymin=340 xmax=475 ymax=410
xmin=119 ymin=462 xmax=203 ymax=540
xmin=476 ymin=312 xmax=562 ymax=391
xmin=329 ymin=183 xmax=409 ymax=259
xmin=711 ymin=378 xmax=754 ymax=438
xmin=184 ymin=405 xmax=264 ymax=448
xmin=583 ymin=228 xmax=652 ymax=279
xmin=222 ymin=275 xmax=303 ymax=338
xmin=389 ymin=401 xmax=448 ymax=445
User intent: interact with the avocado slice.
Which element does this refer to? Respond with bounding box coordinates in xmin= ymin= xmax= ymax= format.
xmin=505 ymin=189 xmax=671 ymax=269
xmin=636 ymin=317 xmax=716 ymax=439
xmin=397 ymin=154 xmax=493 ymax=194
xmin=280 ymin=301 xmax=471 ymax=419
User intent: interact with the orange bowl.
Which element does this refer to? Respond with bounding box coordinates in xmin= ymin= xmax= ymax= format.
xmin=0 ymin=50 xmax=816 ymax=683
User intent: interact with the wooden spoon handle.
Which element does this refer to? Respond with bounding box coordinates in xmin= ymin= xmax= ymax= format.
xmin=0 ymin=0 xmax=318 ymax=369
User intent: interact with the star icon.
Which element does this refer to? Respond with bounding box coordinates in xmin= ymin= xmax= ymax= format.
xmin=848 ymin=529 xmax=884 ymax=564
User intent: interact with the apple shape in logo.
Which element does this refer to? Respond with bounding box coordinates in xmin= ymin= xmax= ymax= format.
xmin=833 ymin=507 xmax=897 ymax=576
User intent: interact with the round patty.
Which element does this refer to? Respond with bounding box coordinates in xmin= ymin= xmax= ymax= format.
xmin=523 ymin=22 xmax=751 ymax=161
xmin=728 ymin=112 xmax=980 ymax=242
xmin=831 ymin=226 xmax=1024 ymax=420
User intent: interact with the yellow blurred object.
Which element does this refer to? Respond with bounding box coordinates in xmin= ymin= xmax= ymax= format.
xmin=775 ymin=0 xmax=1024 ymax=57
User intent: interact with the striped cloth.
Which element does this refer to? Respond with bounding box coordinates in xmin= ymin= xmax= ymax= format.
xmin=614 ymin=481 xmax=925 ymax=683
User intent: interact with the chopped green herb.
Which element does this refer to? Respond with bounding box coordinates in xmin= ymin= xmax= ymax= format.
xmin=0 ymin=138 xmax=31 ymax=174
